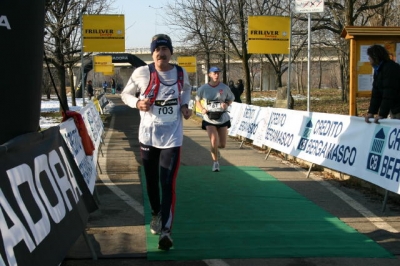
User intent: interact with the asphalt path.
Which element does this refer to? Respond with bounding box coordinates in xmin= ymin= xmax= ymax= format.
xmin=61 ymin=94 xmax=400 ymax=266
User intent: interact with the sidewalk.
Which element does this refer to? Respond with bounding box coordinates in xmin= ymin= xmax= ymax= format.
xmin=63 ymin=94 xmax=400 ymax=266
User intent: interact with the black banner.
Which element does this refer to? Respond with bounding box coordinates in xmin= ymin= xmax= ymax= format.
xmin=0 ymin=127 xmax=97 ymax=266
xmin=0 ymin=0 xmax=45 ymax=144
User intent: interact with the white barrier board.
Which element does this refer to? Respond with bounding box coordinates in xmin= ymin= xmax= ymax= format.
xmin=229 ymin=104 xmax=400 ymax=194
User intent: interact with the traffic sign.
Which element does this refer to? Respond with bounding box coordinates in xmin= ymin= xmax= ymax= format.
xmin=295 ymin=0 xmax=324 ymax=13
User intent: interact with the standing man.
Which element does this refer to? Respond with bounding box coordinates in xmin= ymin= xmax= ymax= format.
xmin=111 ymin=77 xmax=116 ymax=94
xmin=87 ymin=80 xmax=94 ymax=100
xmin=121 ymin=34 xmax=192 ymax=251
xmin=365 ymin=44 xmax=400 ymax=123
xmin=228 ymin=80 xmax=242 ymax=103
xmin=236 ymin=79 xmax=244 ymax=100
xmin=102 ymin=80 xmax=108 ymax=94
xmin=195 ymin=67 xmax=234 ymax=172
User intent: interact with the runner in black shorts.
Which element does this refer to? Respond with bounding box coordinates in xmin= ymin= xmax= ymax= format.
xmin=195 ymin=66 xmax=235 ymax=172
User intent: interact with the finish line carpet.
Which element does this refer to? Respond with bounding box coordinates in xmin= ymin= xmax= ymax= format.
xmin=141 ymin=166 xmax=393 ymax=260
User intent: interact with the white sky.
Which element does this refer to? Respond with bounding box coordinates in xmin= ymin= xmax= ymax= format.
xmin=111 ymin=0 xmax=179 ymax=49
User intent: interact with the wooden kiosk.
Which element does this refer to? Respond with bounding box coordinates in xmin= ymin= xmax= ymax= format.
xmin=341 ymin=26 xmax=400 ymax=115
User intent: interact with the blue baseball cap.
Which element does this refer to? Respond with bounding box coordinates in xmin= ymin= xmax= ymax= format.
xmin=209 ymin=66 xmax=221 ymax=72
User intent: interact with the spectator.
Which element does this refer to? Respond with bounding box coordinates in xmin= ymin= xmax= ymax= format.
xmin=87 ymin=80 xmax=94 ymax=100
xmin=365 ymin=44 xmax=400 ymax=123
xmin=236 ymin=79 xmax=244 ymax=99
xmin=228 ymin=80 xmax=242 ymax=103
xmin=102 ymin=81 xmax=107 ymax=94
xmin=110 ymin=78 xmax=116 ymax=94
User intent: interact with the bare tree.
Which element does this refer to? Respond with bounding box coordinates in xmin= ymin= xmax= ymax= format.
xmin=165 ymin=0 xmax=220 ymax=83
xmin=166 ymin=0 xmax=396 ymax=105
xmin=311 ymin=0 xmax=392 ymax=102
xmin=44 ymin=0 xmax=112 ymax=110
xmin=198 ymin=0 xmax=253 ymax=103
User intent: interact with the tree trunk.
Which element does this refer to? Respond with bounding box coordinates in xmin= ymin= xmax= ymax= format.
xmin=68 ymin=66 xmax=76 ymax=106
xmin=276 ymin=71 xmax=283 ymax=88
xmin=318 ymin=52 xmax=322 ymax=89
xmin=56 ymin=65 xmax=69 ymax=112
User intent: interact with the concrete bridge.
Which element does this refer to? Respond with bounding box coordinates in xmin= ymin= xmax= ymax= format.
xmin=73 ymin=45 xmax=340 ymax=94
xmin=73 ymin=47 xmax=211 ymax=93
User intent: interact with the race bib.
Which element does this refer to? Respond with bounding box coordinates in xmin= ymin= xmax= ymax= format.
xmin=153 ymin=98 xmax=179 ymax=122
xmin=207 ymin=101 xmax=223 ymax=111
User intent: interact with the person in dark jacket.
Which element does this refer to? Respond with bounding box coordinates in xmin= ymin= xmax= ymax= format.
xmin=110 ymin=78 xmax=116 ymax=94
xmin=236 ymin=79 xmax=244 ymax=97
xmin=87 ymin=80 xmax=94 ymax=100
xmin=228 ymin=80 xmax=242 ymax=103
xmin=102 ymin=81 xmax=107 ymax=94
xmin=365 ymin=44 xmax=400 ymax=123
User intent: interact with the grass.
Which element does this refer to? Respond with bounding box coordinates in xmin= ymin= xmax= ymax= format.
xmin=249 ymin=88 xmax=370 ymax=117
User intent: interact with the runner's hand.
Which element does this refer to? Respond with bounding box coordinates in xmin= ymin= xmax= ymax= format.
xmin=181 ymin=105 xmax=192 ymax=120
xmin=136 ymin=98 xmax=150 ymax=111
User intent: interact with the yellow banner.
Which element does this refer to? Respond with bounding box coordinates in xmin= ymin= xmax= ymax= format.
xmin=102 ymin=64 xmax=115 ymax=75
xmin=94 ymin=55 xmax=112 ymax=64
xmin=177 ymin=56 xmax=197 ymax=73
xmin=248 ymin=16 xmax=290 ymax=54
xmin=95 ymin=64 xmax=114 ymax=73
xmin=103 ymin=70 xmax=115 ymax=76
xmin=93 ymin=55 xmax=113 ymax=72
xmin=83 ymin=15 xmax=125 ymax=52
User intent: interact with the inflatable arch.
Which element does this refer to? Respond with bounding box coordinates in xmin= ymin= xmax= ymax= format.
xmin=1 ymin=0 xmax=45 ymax=144
xmin=76 ymin=53 xmax=146 ymax=98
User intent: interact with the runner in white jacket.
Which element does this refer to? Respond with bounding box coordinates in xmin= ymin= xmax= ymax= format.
xmin=121 ymin=34 xmax=192 ymax=251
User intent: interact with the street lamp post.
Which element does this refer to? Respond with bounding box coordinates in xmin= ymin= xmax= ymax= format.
xmin=149 ymin=5 xmax=162 ymax=34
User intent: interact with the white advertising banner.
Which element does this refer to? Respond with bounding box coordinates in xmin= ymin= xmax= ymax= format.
xmin=252 ymin=108 xmax=273 ymax=148
xmin=80 ymin=104 xmax=102 ymax=155
xmin=229 ymin=104 xmax=400 ymax=194
xmin=235 ymin=105 xmax=261 ymax=140
xmin=87 ymin=102 xmax=104 ymax=140
xmin=59 ymin=118 xmax=97 ymax=193
xmin=228 ymin=103 xmax=249 ymax=137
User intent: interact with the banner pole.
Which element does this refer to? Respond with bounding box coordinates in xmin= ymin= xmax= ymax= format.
xmin=81 ymin=11 xmax=86 ymax=106
xmin=307 ymin=12 xmax=311 ymax=112
xmin=287 ymin=12 xmax=293 ymax=109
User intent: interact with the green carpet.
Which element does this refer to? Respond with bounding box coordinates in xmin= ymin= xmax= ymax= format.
xmin=141 ymin=166 xmax=394 ymax=260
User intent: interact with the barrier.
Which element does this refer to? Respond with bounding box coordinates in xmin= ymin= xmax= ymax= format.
xmin=0 ymin=127 xmax=97 ymax=266
xmin=59 ymin=100 xmax=108 ymax=194
xmin=0 ymin=96 xmax=111 ymax=265
xmin=59 ymin=119 xmax=97 ymax=194
xmin=228 ymin=103 xmax=400 ymax=195
xmin=96 ymin=93 xmax=110 ymax=114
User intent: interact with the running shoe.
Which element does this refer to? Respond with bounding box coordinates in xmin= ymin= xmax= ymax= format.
xmin=212 ymin=162 xmax=220 ymax=172
xmin=158 ymin=230 xmax=173 ymax=250
xmin=150 ymin=212 xmax=161 ymax=235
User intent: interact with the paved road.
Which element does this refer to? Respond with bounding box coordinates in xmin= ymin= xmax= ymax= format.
xmin=62 ymin=95 xmax=400 ymax=266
